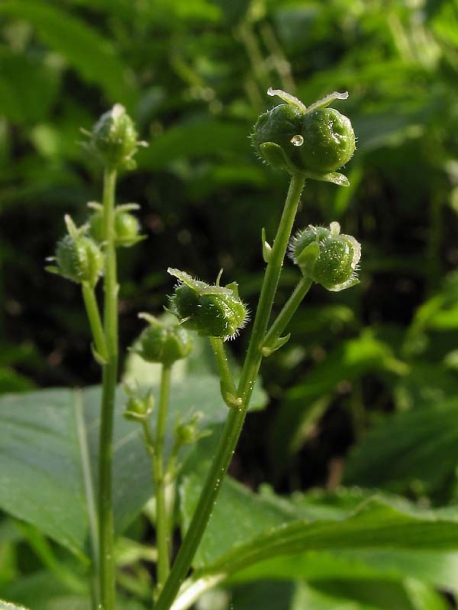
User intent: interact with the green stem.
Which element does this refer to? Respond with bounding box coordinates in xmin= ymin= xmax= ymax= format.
xmin=209 ymin=337 xmax=240 ymax=408
xmin=154 ymin=364 xmax=173 ymax=596
xmin=237 ymin=173 xmax=306 ymax=404
xmin=261 ymin=276 xmax=312 ymax=356
xmin=81 ymin=282 xmax=108 ymax=362
xmin=153 ymin=172 xmax=306 ymax=610
xmin=98 ymin=168 xmax=118 ymax=610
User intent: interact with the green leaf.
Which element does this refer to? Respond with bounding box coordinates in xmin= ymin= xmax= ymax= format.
xmin=210 ymin=0 xmax=251 ymax=26
xmin=344 ymin=399 xmax=458 ymax=494
xmin=138 ymin=119 xmax=249 ymax=170
xmin=394 ymin=363 xmax=458 ymax=410
xmin=270 ymin=331 xmax=407 ymax=467
xmin=0 ymin=373 xmax=262 ymax=558
xmin=302 ymin=578 xmax=449 ymax=610
xmin=0 ymin=1 xmax=136 ymax=106
xmin=286 ymin=330 xmax=405 ymax=403
xmin=0 ymin=49 xmax=60 ymax=124
xmin=230 ymin=581 xmax=296 ymax=610
xmin=179 ymin=478 xmax=458 ymax=591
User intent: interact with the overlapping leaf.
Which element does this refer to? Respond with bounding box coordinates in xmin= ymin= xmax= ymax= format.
xmin=0 ymin=372 xmax=266 ymax=559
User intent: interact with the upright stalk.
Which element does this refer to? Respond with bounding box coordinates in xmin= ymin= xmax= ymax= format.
xmin=154 ymin=172 xmax=306 ymax=610
xmin=98 ymin=168 xmax=118 ymax=610
xmin=154 ymin=364 xmax=173 ymax=595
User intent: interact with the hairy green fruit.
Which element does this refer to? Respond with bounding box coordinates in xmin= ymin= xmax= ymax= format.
xmin=251 ymin=103 xmax=303 ymax=171
xmin=251 ymin=88 xmax=355 ymax=185
xmin=290 ymin=222 xmax=361 ymax=292
xmin=299 ymin=108 xmax=355 ymax=173
xmin=133 ymin=317 xmax=193 ymax=366
xmin=168 ymin=269 xmax=248 ymax=340
xmin=55 ymin=234 xmax=104 ymax=287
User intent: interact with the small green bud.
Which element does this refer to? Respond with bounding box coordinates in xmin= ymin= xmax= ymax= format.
xmin=88 ymin=210 xmax=141 ymax=248
xmin=290 ymin=222 xmax=361 ymax=292
xmin=55 ymin=234 xmax=104 ymax=287
xmin=167 ymin=269 xmax=248 ymax=340
xmin=251 ymin=88 xmax=355 ymax=185
xmin=174 ymin=412 xmax=210 ymax=447
xmin=132 ymin=314 xmax=193 ymax=366
xmin=87 ymin=104 xmax=145 ymax=170
xmin=124 ymin=389 xmax=154 ymax=422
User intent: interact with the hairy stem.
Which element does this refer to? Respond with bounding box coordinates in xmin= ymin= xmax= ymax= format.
xmin=98 ymin=168 xmax=118 ymax=610
xmin=153 ymin=172 xmax=306 ymax=610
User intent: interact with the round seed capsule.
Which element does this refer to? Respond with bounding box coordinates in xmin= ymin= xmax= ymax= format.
xmin=135 ymin=323 xmax=193 ymax=367
xmin=55 ymin=234 xmax=104 ymax=287
xmin=167 ymin=269 xmax=248 ymax=340
xmin=291 ymin=223 xmax=361 ymax=292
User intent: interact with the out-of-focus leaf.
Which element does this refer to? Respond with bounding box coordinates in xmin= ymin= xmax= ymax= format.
xmin=230 ymin=581 xmax=296 ymax=610
xmin=0 ymin=368 xmax=35 ymax=393
xmin=211 ymin=0 xmax=251 ymax=26
xmin=0 ymin=1 xmax=136 ymax=106
xmin=431 ymin=0 xmax=458 ymax=46
xmin=138 ymin=120 xmax=250 ymax=170
xmin=306 ymin=577 xmax=449 ymax=610
xmin=344 ymin=399 xmax=458 ymax=494
xmin=0 ymin=569 xmax=143 ymax=610
xmin=286 ymin=330 xmax=405 ymax=403
xmin=394 ymin=363 xmax=458 ymax=410
xmin=0 ymin=49 xmax=60 ymax=124
xmin=270 ymin=330 xmax=407 ymax=466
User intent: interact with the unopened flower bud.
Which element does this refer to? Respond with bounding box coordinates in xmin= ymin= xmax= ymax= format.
xmin=88 ymin=104 xmax=144 ymax=170
xmin=290 ymin=222 xmax=361 ymax=291
xmin=133 ymin=315 xmax=193 ymax=367
xmin=167 ymin=269 xmax=248 ymax=340
xmin=55 ymin=234 xmax=104 ymax=288
xmin=124 ymin=390 xmax=154 ymax=422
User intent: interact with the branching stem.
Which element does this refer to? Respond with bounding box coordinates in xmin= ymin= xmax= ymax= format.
xmin=153 ymin=172 xmax=306 ymax=610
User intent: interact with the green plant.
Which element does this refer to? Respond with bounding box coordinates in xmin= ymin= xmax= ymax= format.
xmin=2 ymin=82 xmax=458 ymax=610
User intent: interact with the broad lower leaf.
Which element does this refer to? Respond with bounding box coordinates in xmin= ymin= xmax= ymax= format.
xmin=179 ymin=478 xmax=458 ymax=602
xmin=0 ymin=372 xmax=260 ymax=558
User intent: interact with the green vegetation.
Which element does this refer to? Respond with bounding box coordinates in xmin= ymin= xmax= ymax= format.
xmin=2 ymin=1 xmax=458 ymax=609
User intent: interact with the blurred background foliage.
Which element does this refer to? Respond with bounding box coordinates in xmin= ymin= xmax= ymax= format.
xmin=3 ymin=0 xmax=458 ymax=604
